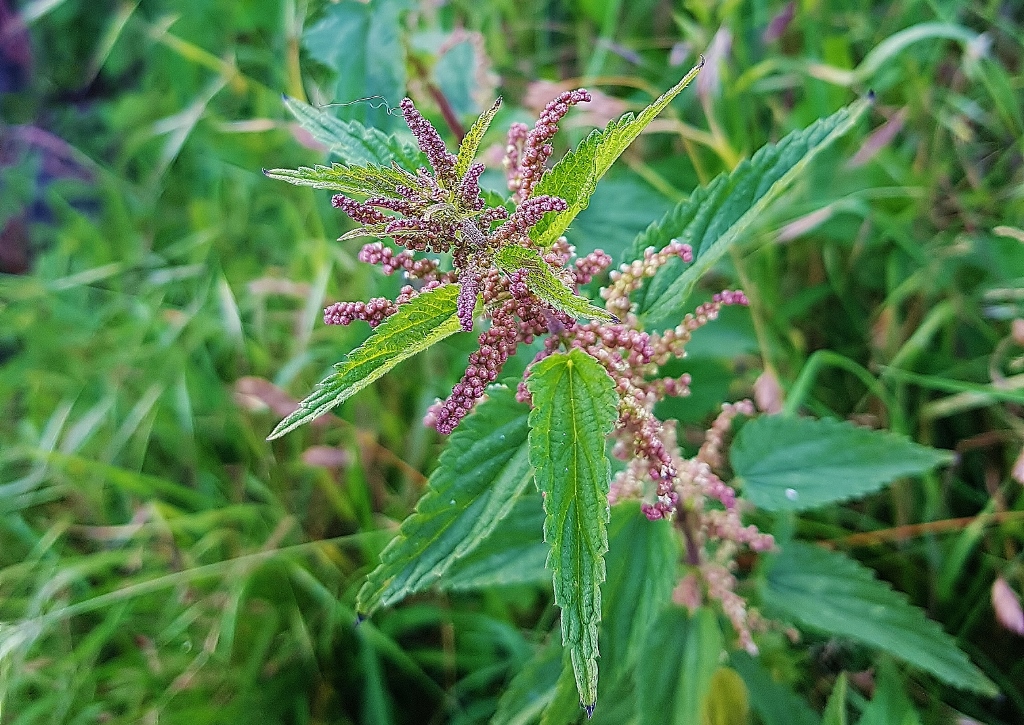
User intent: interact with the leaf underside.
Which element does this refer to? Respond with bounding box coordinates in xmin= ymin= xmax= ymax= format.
xmin=730 ymin=415 xmax=953 ymax=511
xmin=760 ymin=542 xmax=997 ymax=696
xmin=263 ymin=161 xmax=423 ymax=197
xmin=355 ymin=386 xmax=534 ymax=614
xmin=438 ymin=491 xmax=548 ymax=592
xmin=628 ymin=98 xmax=871 ymax=324
xmin=267 ymin=284 xmax=462 ymax=440
xmin=527 ymin=349 xmax=619 ymax=710
xmin=282 ymin=95 xmax=426 ymax=170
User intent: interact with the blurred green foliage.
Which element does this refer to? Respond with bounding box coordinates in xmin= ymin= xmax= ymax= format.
xmin=0 ymin=0 xmax=1022 ymax=723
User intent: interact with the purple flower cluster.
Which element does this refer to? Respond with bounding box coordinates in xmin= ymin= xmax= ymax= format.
xmin=325 ymin=92 xmax=591 ymax=414
xmin=504 ymin=89 xmax=593 ymax=201
xmin=426 ymin=265 xmax=570 ymax=434
xmin=399 ymin=97 xmax=458 ymax=189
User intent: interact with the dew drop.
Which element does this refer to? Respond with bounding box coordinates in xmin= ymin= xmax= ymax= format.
xmin=450 ymin=499 xmax=456 ymax=505
xmin=785 ymin=488 xmax=798 ymax=501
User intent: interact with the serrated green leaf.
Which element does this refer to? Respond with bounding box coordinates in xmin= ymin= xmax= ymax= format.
xmin=636 ymin=606 xmax=724 ymax=725
xmin=495 ymin=245 xmax=616 ymax=322
xmin=438 ymin=491 xmax=548 ymax=591
xmin=267 ymin=285 xmax=462 ymax=440
xmin=628 ymin=98 xmax=871 ymax=324
xmin=729 ymin=651 xmax=821 ymax=725
xmin=535 ymin=506 xmax=681 ymax=724
xmin=536 ymin=503 xmax=679 ymax=724
xmin=263 ymin=162 xmax=422 ymax=197
xmin=454 ymin=97 xmax=501 ymax=181
xmin=282 ymin=95 xmax=426 ymax=170
xmin=493 ymin=637 xmax=563 ymax=725
xmin=529 ymin=62 xmax=704 ymax=247
xmin=730 ymin=415 xmax=953 ymax=511
xmin=822 ymin=673 xmax=848 ymax=725
xmin=355 ymin=385 xmax=533 ymax=614
xmin=527 ymin=349 xmax=619 ymax=711
xmin=760 ymin=543 xmax=997 ymax=696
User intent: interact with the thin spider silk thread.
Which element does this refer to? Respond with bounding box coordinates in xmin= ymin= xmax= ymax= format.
xmin=318 ymin=96 xmax=401 ymax=116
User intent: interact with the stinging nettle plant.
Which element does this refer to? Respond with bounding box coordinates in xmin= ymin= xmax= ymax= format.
xmin=265 ymin=64 xmax=997 ymax=718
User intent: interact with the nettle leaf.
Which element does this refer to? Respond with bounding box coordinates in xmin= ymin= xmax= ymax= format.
xmin=268 ymin=285 xmax=461 ymax=440
xmin=263 ymin=162 xmax=422 ymax=197
xmin=760 ymin=542 xmax=997 ymax=696
xmin=730 ymin=415 xmax=953 ymax=511
xmin=529 ymin=62 xmax=704 ymax=247
xmin=628 ymin=98 xmax=871 ymax=324
xmin=495 ymin=245 xmax=615 ymax=322
xmin=454 ymin=97 xmax=502 ymax=181
xmin=438 ymin=491 xmax=548 ymax=591
xmin=527 ymin=349 xmax=619 ymax=712
xmin=491 ymin=503 xmax=677 ymax=725
xmin=636 ymin=607 xmax=724 ymax=725
xmin=355 ymin=385 xmax=533 ymax=614
xmin=282 ymin=96 xmax=426 ymax=170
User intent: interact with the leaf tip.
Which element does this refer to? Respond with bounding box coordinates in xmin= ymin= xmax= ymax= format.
xmin=265 ymin=424 xmax=285 ymax=441
xmin=354 ymin=612 xmax=366 ymax=627
xmin=583 ymin=702 xmax=595 ymax=718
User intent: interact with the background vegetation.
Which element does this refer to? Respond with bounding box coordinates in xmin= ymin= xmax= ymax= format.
xmin=0 ymin=0 xmax=1022 ymax=723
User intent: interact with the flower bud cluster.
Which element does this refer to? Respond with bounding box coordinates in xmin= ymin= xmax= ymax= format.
xmin=327 ymin=96 xmax=581 ymax=345
xmin=505 ymin=90 xmax=592 ymax=202
xmin=601 ymin=240 xmax=695 ymax=320
xmin=573 ymin=250 xmax=613 ymax=285
xmin=358 ymin=241 xmax=441 ymax=280
xmin=323 ymin=298 xmax=397 ymax=328
xmin=426 ymin=266 xmax=559 ymax=434
xmin=400 ymin=97 xmax=458 ymax=188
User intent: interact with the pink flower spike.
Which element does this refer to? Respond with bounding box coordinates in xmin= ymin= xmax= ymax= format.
xmin=400 ymin=97 xmax=458 ymax=188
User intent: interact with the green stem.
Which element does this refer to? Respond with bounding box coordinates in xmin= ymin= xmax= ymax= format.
xmin=782 ymin=350 xmax=906 ymax=432
xmin=881 ymin=299 xmax=957 ymax=378
xmin=582 ymin=0 xmax=625 ymax=84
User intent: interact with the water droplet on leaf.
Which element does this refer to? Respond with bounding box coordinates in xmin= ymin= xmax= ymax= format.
xmin=785 ymin=488 xmax=798 ymax=501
